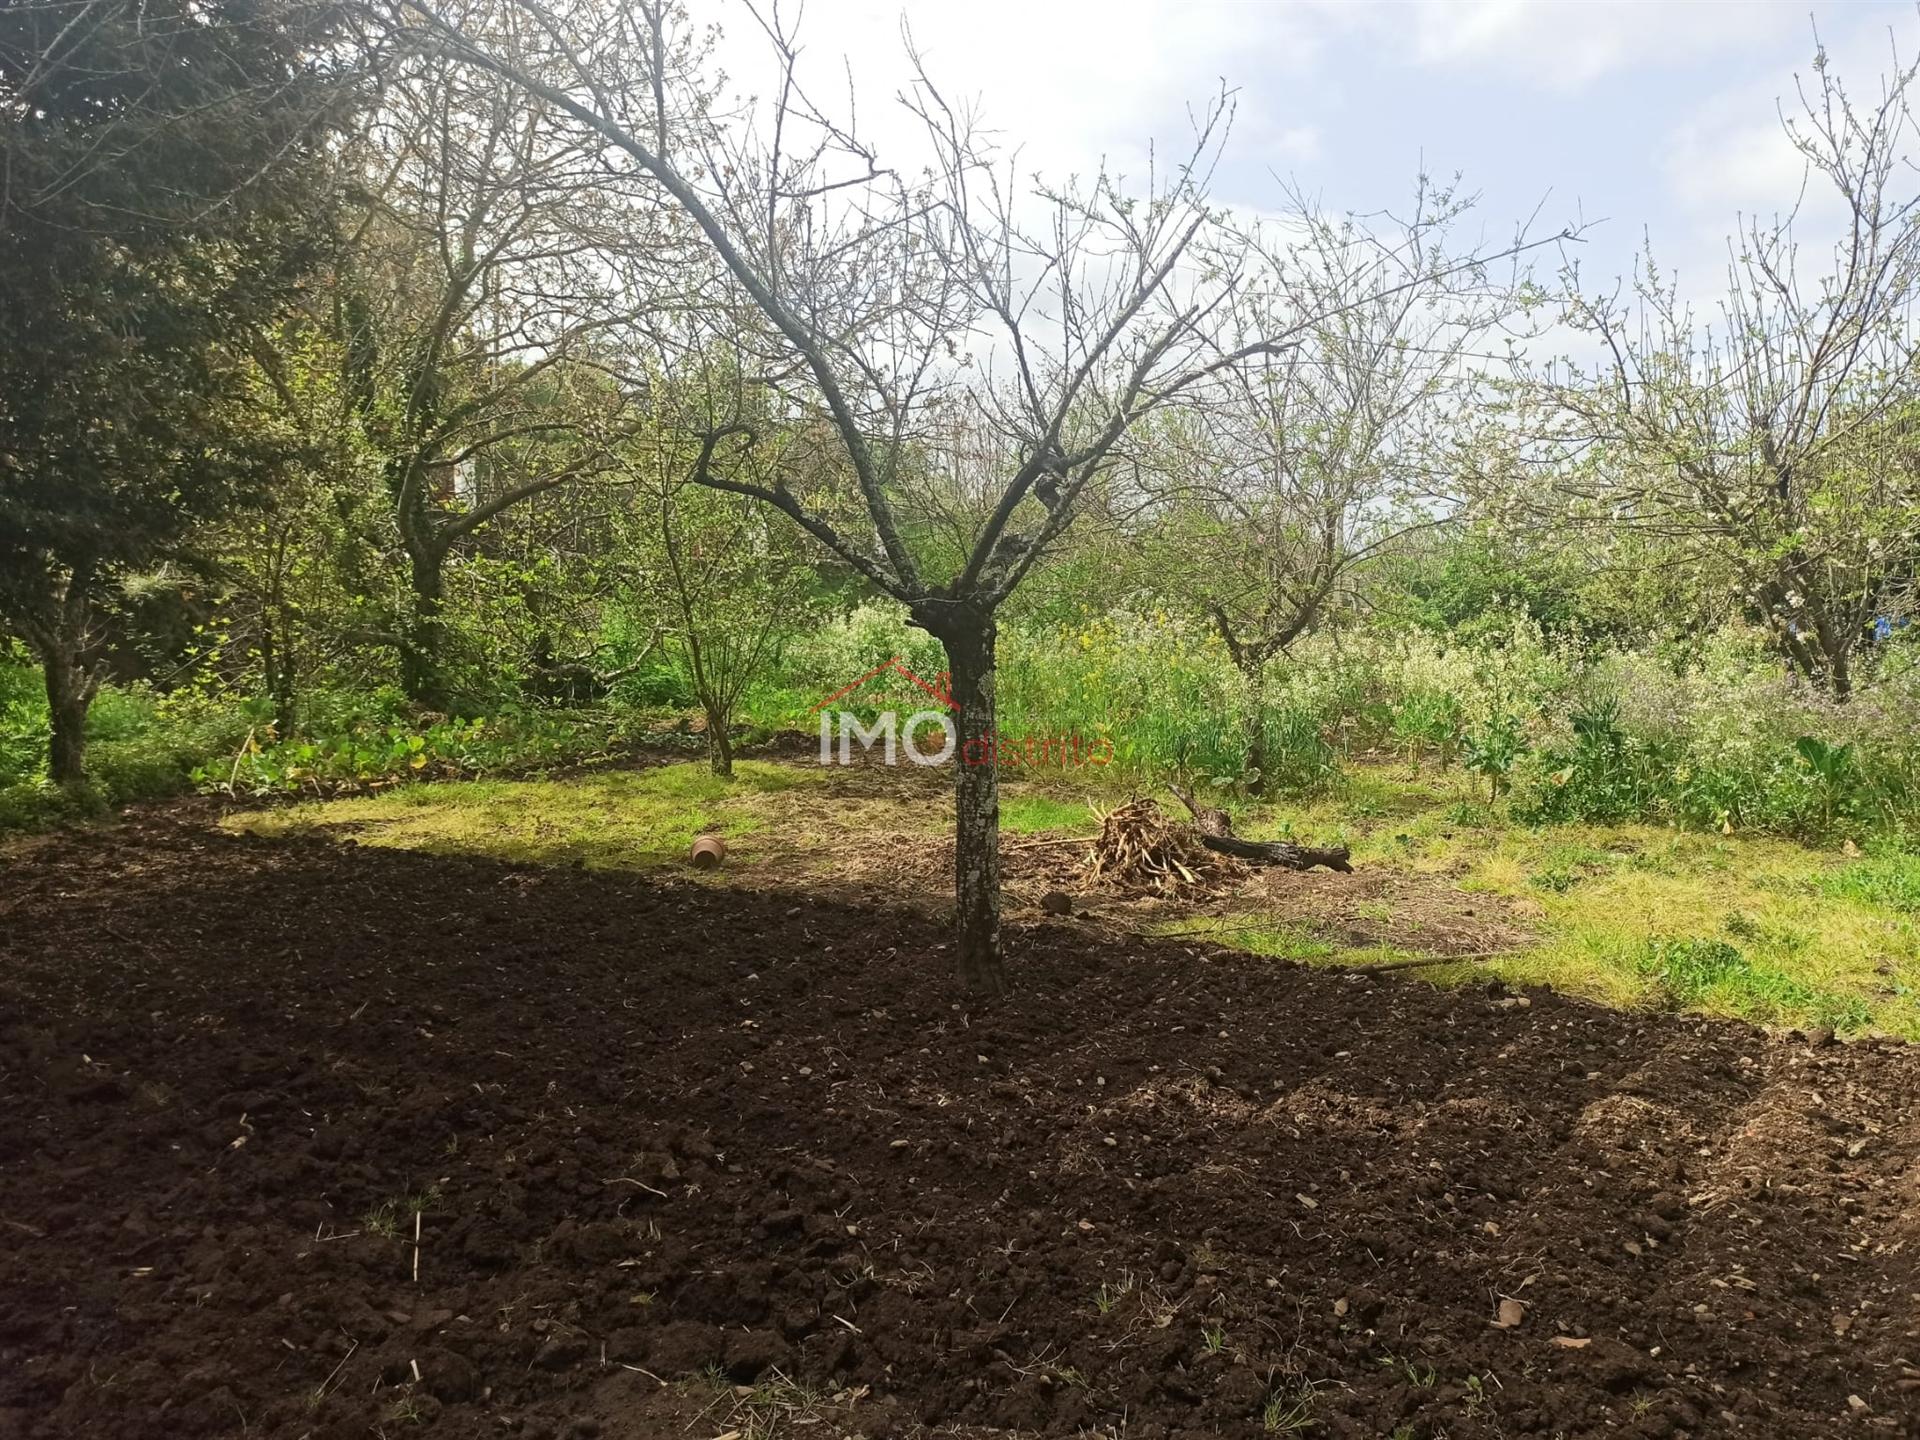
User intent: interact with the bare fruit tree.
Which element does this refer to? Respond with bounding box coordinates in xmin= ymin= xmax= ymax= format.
xmin=1515 ymin=45 xmax=1920 ymax=700
xmin=384 ymin=0 xmax=1554 ymax=994
xmin=1138 ymin=179 xmax=1539 ymax=791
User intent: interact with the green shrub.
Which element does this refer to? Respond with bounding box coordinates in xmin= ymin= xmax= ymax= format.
xmin=200 ymin=705 xmax=633 ymax=797
xmin=0 ymin=780 xmax=107 ymax=829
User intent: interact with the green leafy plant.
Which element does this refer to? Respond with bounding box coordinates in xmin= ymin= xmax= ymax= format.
xmin=1391 ymin=689 xmax=1463 ymax=770
xmin=1794 ymin=735 xmax=1864 ymax=834
xmin=1463 ymin=713 xmax=1526 ymax=800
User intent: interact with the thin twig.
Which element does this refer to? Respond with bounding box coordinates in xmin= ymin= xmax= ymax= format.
xmin=1004 ymin=834 xmax=1097 ymax=851
xmin=601 ymin=1176 xmax=669 ymax=1197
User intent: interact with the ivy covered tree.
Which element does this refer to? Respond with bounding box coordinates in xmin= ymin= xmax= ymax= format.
xmin=0 ymin=0 xmax=348 ymax=784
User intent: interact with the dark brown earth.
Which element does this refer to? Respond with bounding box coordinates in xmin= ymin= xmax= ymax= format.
xmin=2 ymin=815 xmax=1918 ymax=1439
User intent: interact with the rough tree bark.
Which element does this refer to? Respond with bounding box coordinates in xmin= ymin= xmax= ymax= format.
xmin=703 ymin=705 xmax=734 ymax=777
xmin=400 ymin=544 xmax=450 ymax=713
xmin=41 ymin=641 xmax=95 ymax=789
xmin=12 ymin=557 xmax=105 ymax=789
xmin=935 ymin=613 xmax=1006 ymax=997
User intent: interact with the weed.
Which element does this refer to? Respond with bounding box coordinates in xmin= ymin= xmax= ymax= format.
xmin=1263 ymin=1382 xmax=1318 ymax=1432
xmin=1092 ymin=1276 xmax=1134 ymax=1315
xmin=384 ymin=1391 xmax=428 ymax=1425
xmin=1463 ymin=1372 xmax=1492 ymax=1417
xmin=1444 ymin=799 xmax=1493 ymax=827
xmin=1378 ymin=1353 xmax=1436 ymax=1388
xmin=360 ymin=1185 xmax=441 ymax=1241
xmin=1820 ymin=851 xmax=1920 ymax=913
xmin=1202 ymin=1323 xmax=1228 ymax=1354
xmin=360 ymin=1201 xmax=401 ymax=1240
xmin=1464 ymin=713 xmax=1526 ymax=800
xmin=1636 ymin=936 xmax=1877 ymax=1032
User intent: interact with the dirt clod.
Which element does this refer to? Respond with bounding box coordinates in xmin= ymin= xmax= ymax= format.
xmin=1 ymin=816 xmax=1917 ymax=1438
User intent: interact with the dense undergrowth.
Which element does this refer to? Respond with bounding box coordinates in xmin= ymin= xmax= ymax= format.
xmin=6 ymin=608 xmax=1920 ymax=853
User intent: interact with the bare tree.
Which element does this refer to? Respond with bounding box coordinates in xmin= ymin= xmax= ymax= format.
xmin=1516 ymin=44 xmax=1920 ymax=700
xmin=382 ymin=0 xmax=1557 ymax=994
xmin=1140 ymin=179 xmax=1533 ymax=790
xmin=615 ymin=368 xmax=815 ymax=778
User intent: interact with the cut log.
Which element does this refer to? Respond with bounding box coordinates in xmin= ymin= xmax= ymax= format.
xmin=1197 ymin=833 xmax=1353 ymax=872
xmin=1167 ymin=780 xmax=1353 ymax=873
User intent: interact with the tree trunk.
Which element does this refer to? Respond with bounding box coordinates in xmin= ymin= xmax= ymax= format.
xmin=260 ymin=609 xmax=297 ymax=734
xmin=706 ymin=707 xmax=734 ymax=777
xmin=1230 ymin=652 xmax=1270 ymax=796
xmin=25 ymin=560 xmax=102 ymax=790
xmin=940 ymin=617 xmax=1007 ymax=998
xmin=1826 ymin=632 xmax=1854 ymax=703
xmin=401 ymin=547 xmax=450 ymax=712
xmin=261 ymin=545 xmax=297 ymax=733
xmin=1245 ymin=699 xmax=1268 ymax=798
xmin=43 ymin=647 xmax=91 ymax=789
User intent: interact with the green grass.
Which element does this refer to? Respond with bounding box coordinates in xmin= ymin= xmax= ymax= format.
xmin=1212 ymin=763 xmax=1920 ymax=1038
xmin=1001 ymin=791 xmax=1099 ymax=834
xmin=1152 ymin=916 xmax=1342 ymax=962
xmin=230 ymin=761 xmax=820 ymax=869
xmin=1819 ymin=851 xmax=1920 ymax=913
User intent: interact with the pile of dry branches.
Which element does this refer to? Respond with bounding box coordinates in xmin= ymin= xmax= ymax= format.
xmin=1086 ymin=797 xmax=1238 ymax=897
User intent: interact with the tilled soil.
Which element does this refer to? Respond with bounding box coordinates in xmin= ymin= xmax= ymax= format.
xmin=1 ymin=817 xmax=1917 ymax=1440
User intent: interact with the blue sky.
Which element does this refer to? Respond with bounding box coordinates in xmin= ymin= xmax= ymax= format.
xmin=721 ymin=0 xmax=1920 ymax=310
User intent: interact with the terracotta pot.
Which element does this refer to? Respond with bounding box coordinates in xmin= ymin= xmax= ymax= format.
xmin=689 ymin=835 xmax=727 ymax=870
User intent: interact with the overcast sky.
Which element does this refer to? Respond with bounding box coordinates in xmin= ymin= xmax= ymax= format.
xmin=713 ymin=0 xmax=1920 ymax=317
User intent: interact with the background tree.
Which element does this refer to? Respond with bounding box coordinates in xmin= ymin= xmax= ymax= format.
xmin=624 ymin=415 xmax=814 ymax=778
xmin=1140 ymin=182 xmax=1532 ymax=790
xmin=329 ymin=44 xmax=662 ymax=709
xmin=1515 ymin=47 xmax=1920 ymax=699
xmin=0 ymin=0 xmax=348 ymax=785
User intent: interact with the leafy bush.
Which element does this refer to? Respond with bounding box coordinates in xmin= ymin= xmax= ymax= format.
xmin=1462 ymin=713 xmax=1526 ymax=799
xmin=0 ymin=662 xmax=259 ymax=821
xmin=1389 ymin=689 xmax=1463 ymax=768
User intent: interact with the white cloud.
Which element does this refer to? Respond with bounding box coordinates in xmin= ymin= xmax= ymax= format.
xmin=712 ymin=0 xmax=1326 ymax=186
xmin=1383 ymin=0 xmax=1809 ymax=91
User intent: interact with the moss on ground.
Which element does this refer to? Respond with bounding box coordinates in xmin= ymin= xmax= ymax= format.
xmin=230 ymin=762 xmax=820 ymax=869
